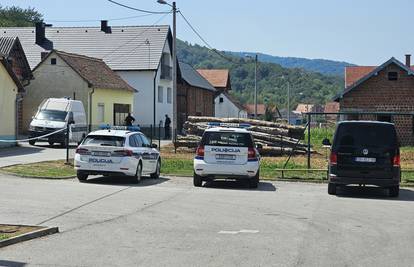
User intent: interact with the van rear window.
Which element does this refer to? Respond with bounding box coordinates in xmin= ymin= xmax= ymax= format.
xmin=83 ymin=135 xmax=125 ymax=147
xmin=333 ymin=123 xmax=397 ymax=148
xmin=201 ymin=132 xmax=254 ymax=147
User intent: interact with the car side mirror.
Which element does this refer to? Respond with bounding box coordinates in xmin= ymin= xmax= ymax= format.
xmin=68 ymin=112 xmax=75 ymax=125
xmin=256 ymin=143 xmax=263 ymax=149
xmin=151 ymin=143 xmax=158 ymax=149
xmin=322 ymin=138 xmax=331 ymax=146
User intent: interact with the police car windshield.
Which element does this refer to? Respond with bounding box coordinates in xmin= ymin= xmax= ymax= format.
xmin=36 ymin=110 xmax=67 ymax=122
xmin=202 ymin=132 xmax=253 ymax=147
xmin=83 ymin=135 xmax=125 ymax=147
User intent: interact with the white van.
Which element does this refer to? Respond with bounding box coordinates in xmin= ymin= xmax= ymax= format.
xmin=28 ymin=98 xmax=88 ymax=146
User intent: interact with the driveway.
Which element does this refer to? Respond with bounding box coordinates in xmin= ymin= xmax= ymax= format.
xmin=0 ymin=174 xmax=413 ymax=266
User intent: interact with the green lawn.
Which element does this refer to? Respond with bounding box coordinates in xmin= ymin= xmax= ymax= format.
xmin=0 ymin=160 xmax=76 ymax=178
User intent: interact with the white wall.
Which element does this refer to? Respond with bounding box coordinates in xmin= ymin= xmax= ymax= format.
xmin=215 ymin=93 xmax=247 ymax=119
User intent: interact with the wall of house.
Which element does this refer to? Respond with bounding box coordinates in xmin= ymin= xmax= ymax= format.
xmin=91 ymin=88 xmax=134 ymax=127
xmin=340 ymin=63 xmax=414 ymax=145
xmin=215 ymin=93 xmax=247 ymax=118
xmin=22 ymin=53 xmax=90 ymax=133
xmin=0 ymin=63 xmax=18 ymax=147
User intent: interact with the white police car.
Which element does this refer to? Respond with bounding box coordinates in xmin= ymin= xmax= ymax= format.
xmin=193 ymin=123 xmax=261 ymax=188
xmin=74 ymin=126 xmax=161 ymax=182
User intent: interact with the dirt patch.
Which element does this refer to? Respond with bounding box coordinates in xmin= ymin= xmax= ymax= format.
xmin=0 ymin=224 xmax=45 ymax=240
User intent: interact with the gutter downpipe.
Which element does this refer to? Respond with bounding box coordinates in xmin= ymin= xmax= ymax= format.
xmin=89 ymin=86 xmax=95 ymax=132
xmin=153 ymin=66 xmax=160 ymax=139
xmin=15 ymin=93 xmax=24 ymax=143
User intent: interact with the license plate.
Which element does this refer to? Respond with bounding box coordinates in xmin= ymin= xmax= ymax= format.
xmin=92 ymin=151 xmax=111 ymax=157
xmin=355 ymin=157 xmax=376 ymax=163
xmin=215 ymin=154 xmax=236 ymax=160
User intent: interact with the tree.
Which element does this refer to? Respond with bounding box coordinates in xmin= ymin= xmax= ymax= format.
xmin=0 ymin=5 xmax=43 ymax=27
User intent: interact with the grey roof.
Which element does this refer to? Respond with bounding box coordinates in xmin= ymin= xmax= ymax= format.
xmin=0 ymin=36 xmax=17 ymax=56
xmin=334 ymin=57 xmax=414 ymax=101
xmin=0 ymin=25 xmax=171 ymax=70
xmin=178 ymin=61 xmax=216 ymax=92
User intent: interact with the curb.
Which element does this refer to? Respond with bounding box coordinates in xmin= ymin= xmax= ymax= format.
xmin=0 ymin=226 xmax=59 ymax=248
xmin=0 ymin=170 xmax=75 ymax=180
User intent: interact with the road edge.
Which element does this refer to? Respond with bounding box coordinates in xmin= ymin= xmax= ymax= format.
xmin=0 ymin=226 xmax=59 ymax=248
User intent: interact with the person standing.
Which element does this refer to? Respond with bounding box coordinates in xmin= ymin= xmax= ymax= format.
xmin=124 ymin=113 xmax=135 ymax=126
xmin=164 ymin=114 xmax=171 ymax=139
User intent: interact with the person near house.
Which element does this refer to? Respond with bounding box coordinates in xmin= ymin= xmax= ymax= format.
xmin=124 ymin=113 xmax=135 ymax=126
xmin=164 ymin=114 xmax=171 ymax=139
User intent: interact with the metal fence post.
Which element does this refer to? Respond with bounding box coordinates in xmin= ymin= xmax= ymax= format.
xmin=158 ymin=123 xmax=161 ymax=151
xmin=307 ymin=113 xmax=311 ymax=169
xmin=66 ymin=124 xmax=70 ymax=165
xmin=150 ymin=124 xmax=153 ymax=145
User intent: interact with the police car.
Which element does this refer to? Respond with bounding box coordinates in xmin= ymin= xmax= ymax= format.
xmin=74 ymin=126 xmax=161 ymax=182
xmin=193 ymin=123 xmax=261 ymax=188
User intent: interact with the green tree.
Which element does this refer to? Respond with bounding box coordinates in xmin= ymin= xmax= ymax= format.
xmin=0 ymin=5 xmax=43 ymax=27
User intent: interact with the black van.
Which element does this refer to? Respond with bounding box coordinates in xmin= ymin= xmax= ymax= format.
xmin=325 ymin=121 xmax=400 ymax=197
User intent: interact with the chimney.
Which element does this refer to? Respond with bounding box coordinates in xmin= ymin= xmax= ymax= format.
xmin=101 ymin=20 xmax=111 ymax=34
xmin=35 ymin=22 xmax=46 ymax=45
xmin=405 ymin=54 xmax=411 ymax=68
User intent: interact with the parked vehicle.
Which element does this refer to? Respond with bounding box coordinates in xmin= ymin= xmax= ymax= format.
xmin=28 ymin=98 xmax=87 ymax=146
xmin=74 ymin=126 xmax=161 ymax=182
xmin=193 ymin=123 xmax=261 ymax=188
xmin=324 ymin=121 xmax=400 ymax=197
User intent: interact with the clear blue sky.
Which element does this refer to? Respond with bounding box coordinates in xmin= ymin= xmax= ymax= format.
xmin=3 ymin=0 xmax=414 ymax=65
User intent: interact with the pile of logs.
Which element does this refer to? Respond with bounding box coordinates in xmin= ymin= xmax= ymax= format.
xmin=175 ymin=116 xmax=308 ymax=156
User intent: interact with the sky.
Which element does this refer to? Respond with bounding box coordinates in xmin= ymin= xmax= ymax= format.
xmin=3 ymin=0 xmax=414 ymax=65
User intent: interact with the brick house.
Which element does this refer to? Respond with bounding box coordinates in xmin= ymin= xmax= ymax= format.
xmin=334 ymin=55 xmax=414 ymax=145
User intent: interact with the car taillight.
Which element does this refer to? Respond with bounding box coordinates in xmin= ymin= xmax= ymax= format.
xmin=112 ymin=149 xmax=133 ymax=157
xmin=196 ymin=146 xmax=204 ymax=158
xmin=248 ymin=147 xmax=257 ymax=160
xmin=75 ymin=148 xmax=90 ymax=155
xmin=329 ymin=152 xmax=337 ymax=165
xmin=393 ymin=154 xmax=400 ymax=167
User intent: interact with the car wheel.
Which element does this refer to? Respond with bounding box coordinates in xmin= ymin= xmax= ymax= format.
xmin=389 ymin=186 xmax=399 ymax=197
xmin=29 ymin=139 xmax=36 ymax=146
xmin=249 ymin=171 xmax=259 ymax=189
xmin=135 ymin=162 xmax=143 ymax=183
xmin=150 ymin=160 xmax=161 ymax=179
xmin=328 ymin=183 xmax=337 ymax=195
xmin=77 ymin=171 xmax=88 ymax=182
xmin=193 ymin=172 xmax=202 ymax=187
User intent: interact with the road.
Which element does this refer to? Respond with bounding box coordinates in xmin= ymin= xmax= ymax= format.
xmin=0 ymin=174 xmax=413 ymax=267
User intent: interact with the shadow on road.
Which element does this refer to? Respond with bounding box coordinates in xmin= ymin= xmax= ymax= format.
xmin=336 ymin=186 xmax=414 ymax=201
xmin=0 ymin=260 xmax=26 ymax=267
xmin=84 ymin=176 xmax=169 ymax=187
xmin=204 ymin=180 xmax=276 ymax=191
xmin=0 ymin=146 xmax=45 ymax=158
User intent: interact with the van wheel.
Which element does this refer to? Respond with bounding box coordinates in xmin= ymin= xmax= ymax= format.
xmin=249 ymin=171 xmax=259 ymax=188
xmin=389 ymin=186 xmax=399 ymax=197
xmin=150 ymin=160 xmax=161 ymax=179
xmin=29 ymin=139 xmax=36 ymax=146
xmin=77 ymin=172 xmax=88 ymax=182
xmin=193 ymin=173 xmax=202 ymax=187
xmin=328 ymin=183 xmax=337 ymax=195
xmin=48 ymin=141 xmax=54 ymax=146
xmin=134 ymin=162 xmax=142 ymax=183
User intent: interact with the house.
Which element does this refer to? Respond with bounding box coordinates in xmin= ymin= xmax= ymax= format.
xmin=196 ymin=69 xmax=231 ymax=92
xmin=334 ymin=55 xmax=414 ymax=145
xmin=23 ymin=50 xmax=136 ymax=131
xmin=279 ymin=109 xmax=302 ymax=125
xmin=0 ymin=56 xmax=25 ymax=147
xmin=295 ymin=103 xmax=324 ymax=114
xmin=177 ymin=61 xmax=216 ymax=130
xmin=245 ymin=104 xmax=266 ymax=118
xmin=0 ymin=21 xmax=173 ymax=132
xmin=215 ymin=91 xmax=247 ymax=119
xmin=0 ymin=36 xmax=32 ymax=134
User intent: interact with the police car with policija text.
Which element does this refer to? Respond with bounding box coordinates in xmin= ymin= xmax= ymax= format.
xmin=193 ymin=123 xmax=261 ymax=188
xmin=74 ymin=126 xmax=161 ymax=182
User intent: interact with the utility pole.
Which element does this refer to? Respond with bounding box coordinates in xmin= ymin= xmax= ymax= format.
xmin=254 ymin=54 xmax=258 ymax=119
xmin=287 ymin=81 xmax=290 ymax=124
xmin=172 ymin=1 xmax=177 ymax=142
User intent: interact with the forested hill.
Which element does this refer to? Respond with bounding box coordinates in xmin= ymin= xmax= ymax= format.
xmin=228 ymin=51 xmax=355 ymax=77
xmin=177 ymin=40 xmax=343 ymax=107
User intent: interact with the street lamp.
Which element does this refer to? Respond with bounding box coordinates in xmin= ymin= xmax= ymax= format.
xmin=245 ymin=54 xmax=258 ymax=119
xmin=157 ymin=0 xmax=177 ymax=141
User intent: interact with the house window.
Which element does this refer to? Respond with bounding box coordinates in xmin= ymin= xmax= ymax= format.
xmin=377 ymin=115 xmax=392 ymax=123
xmin=388 ymin=72 xmax=398 ymax=81
xmin=219 ymin=97 xmax=224 ymax=103
xmin=97 ymin=103 xmax=105 ymax=123
xmin=51 ymin=58 xmax=57 ymax=65
xmin=158 ymin=86 xmax=163 ymax=103
xmin=167 ymin=87 xmax=172 ymax=103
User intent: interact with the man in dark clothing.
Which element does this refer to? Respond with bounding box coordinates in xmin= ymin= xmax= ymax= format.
xmin=124 ymin=113 xmax=135 ymax=126
xmin=164 ymin=114 xmax=171 ymax=139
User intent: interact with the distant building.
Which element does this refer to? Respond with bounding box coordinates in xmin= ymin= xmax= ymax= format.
xmin=177 ymin=61 xmax=216 ymax=130
xmin=24 ymin=50 xmax=136 ymax=131
xmin=197 ymin=69 xmax=231 ymax=92
xmin=324 ymin=102 xmax=340 ymax=121
xmin=245 ymin=104 xmax=266 ymax=118
xmin=295 ymin=103 xmax=324 ymax=114
xmin=215 ymin=92 xmax=247 ymax=119
xmin=334 ymin=55 xmax=414 ymax=145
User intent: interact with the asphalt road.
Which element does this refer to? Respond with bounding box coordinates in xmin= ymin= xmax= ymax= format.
xmin=0 ymin=174 xmax=413 ymax=267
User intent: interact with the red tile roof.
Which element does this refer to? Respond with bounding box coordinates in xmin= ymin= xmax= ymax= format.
xmin=245 ymin=104 xmax=266 ymax=115
xmin=345 ymin=66 xmax=376 ymax=87
xmin=196 ymin=69 xmax=230 ymax=88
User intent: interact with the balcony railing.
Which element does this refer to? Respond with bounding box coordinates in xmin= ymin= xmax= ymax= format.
xmin=160 ymin=64 xmax=172 ymax=80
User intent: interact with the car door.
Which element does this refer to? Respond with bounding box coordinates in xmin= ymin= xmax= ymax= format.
xmin=131 ymin=134 xmax=151 ymax=173
xmin=138 ymin=133 xmax=158 ymax=173
xmin=127 ymin=134 xmax=141 ymax=171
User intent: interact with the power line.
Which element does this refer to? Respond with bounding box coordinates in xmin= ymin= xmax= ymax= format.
xmin=46 ymin=13 xmax=155 ymax=23
xmin=107 ymin=0 xmax=171 ymax=14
